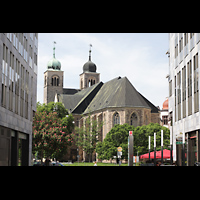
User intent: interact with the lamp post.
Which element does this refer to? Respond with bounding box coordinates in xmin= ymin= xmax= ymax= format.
xmin=154 ymin=132 xmax=156 ymax=166
xmin=170 ymin=126 xmax=173 ymax=165
xmin=161 ymin=130 xmax=163 ymax=164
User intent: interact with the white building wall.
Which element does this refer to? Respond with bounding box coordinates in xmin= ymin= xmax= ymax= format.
xmin=168 ymin=33 xmax=200 ymax=162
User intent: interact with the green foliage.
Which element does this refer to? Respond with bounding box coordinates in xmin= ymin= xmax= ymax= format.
xmin=96 ymin=123 xmax=134 ymax=160
xmin=36 ymin=102 xmax=68 ymax=119
xmin=32 ymin=102 xmax=74 ymax=162
xmin=74 ymin=114 xmax=103 ymax=162
xmin=96 ymin=123 xmax=170 ymax=161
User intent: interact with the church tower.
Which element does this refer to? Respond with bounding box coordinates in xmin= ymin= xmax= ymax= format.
xmin=80 ymin=44 xmax=100 ymax=90
xmin=44 ymin=42 xmax=64 ymax=104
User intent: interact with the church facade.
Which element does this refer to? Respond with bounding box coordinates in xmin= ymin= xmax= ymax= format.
xmin=44 ymin=44 xmax=160 ymax=161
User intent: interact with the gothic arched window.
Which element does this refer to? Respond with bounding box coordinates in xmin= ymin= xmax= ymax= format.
xmin=51 ymin=76 xmax=59 ymax=86
xmin=52 ymin=77 xmax=54 ymax=86
xmin=81 ymin=79 xmax=83 ymax=89
xmin=113 ymin=112 xmax=120 ymax=126
xmin=44 ymin=76 xmax=47 ymax=86
xmin=130 ymin=113 xmax=138 ymax=127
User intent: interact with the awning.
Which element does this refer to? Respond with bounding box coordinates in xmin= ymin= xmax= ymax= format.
xmin=140 ymin=149 xmax=171 ymax=159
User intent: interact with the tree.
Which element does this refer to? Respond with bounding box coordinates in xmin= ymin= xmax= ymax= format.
xmin=96 ymin=123 xmax=170 ymax=161
xmin=36 ymin=102 xmax=68 ymax=119
xmin=96 ymin=123 xmax=134 ymax=161
xmin=32 ymin=102 xmax=74 ymax=164
xmin=74 ymin=115 xmax=103 ymax=162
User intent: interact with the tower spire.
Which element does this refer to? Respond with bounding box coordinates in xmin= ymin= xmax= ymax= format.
xmin=89 ymin=44 xmax=92 ymax=61
xmin=53 ymin=41 xmax=56 ymax=58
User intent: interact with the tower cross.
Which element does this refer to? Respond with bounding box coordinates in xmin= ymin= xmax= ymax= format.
xmin=53 ymin=41 xmax=56 ymax=58
xmin=89 ymin=44 xmax=92 ymax=61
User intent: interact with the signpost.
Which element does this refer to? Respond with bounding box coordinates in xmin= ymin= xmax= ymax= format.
xmin=133 ymin=156 xmax=139 ymax=163
xmin=117 ymin=146 xmax=122 ymax=166
xmin=117 ymin=147 xmax=122 ymax=152
xmin=128 ymin=131 xmax=133 ymax=166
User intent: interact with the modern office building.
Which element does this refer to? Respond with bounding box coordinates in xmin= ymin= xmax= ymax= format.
xmin=168 ymin=33 xmax=200 ymax=166
xmin=0 ymin=33 xmax=38 ymax=166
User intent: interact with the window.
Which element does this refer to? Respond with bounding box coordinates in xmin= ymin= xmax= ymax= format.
xmin=51 ymin=76 xmax=59 ymax=86
xmin=88 ymin=79 xmax=91 ymax=87
xmin=182 ymin=66 xmax=186 ymax=118
xmin=1 ymin=44 xmax=8 ymax=107
xmin=175 ymin=43 xmax=178 ymax=58
xmin=188 ymin=60 xmax=192 ymax=116
xmin=20 ymin=65 xmax=25 ymax=117
xmin=184 ymin=33 xmax=188 ymax=46
xmin=9 ymin=51 xmax=14 ymax=111
xmin=175 ymin=75 xmax=177 ymax=121
xmin=113 ymin=112 xmax=120 ymax=126
xmin=44 ymin=76 xmax=47 ymax=86
xmin=145 ymin=115 xmax=148 ymax=125
xmin=15 ymin=58 xmax=20 ymax=114
xmin=177 ymin=71 xmax=181 ymax=120
xmin=169 ymin=80 xmax=172 ymax=97
xmin=130 ymin=113 xmax=138 ymax=127
xmin=194 ymin=53 xmax=199 ymax=113
xmin=88 ymin=79 xmax=96 ymax=87
xmin=179 ymin=37 xmax=183 ymax=53
xmin=81 ymin=79 xmax=83 ymax=89
xmin=162 ymin=116 xmax=168 ymax=125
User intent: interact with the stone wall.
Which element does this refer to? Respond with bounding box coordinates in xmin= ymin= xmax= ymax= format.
xmin=71 ymin=107 xmax=160 ymax=162
xmin=44 ymin=70 xmax=64 ymax=104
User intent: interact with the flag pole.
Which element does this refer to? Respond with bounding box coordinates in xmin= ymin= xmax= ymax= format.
xmin=154 ymin=132 xmax=156 ymax=166
xmin=149 ymin=136 xmax=151 ymax=161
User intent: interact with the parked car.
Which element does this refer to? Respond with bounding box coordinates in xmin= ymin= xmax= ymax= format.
xmin=32 ymin=161 xmax=45 ymax=166
xmin=194 ymin=162 xmax=200 ymax=166
xmin=51 ymin=161 xmax=64 ymax=166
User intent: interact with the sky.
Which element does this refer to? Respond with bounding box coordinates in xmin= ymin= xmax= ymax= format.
xmin=37 ymin=33 xmax=169 ymax=109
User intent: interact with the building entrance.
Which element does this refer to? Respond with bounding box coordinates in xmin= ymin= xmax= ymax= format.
xmin=188 ymin=132 xmax=197 ymax=166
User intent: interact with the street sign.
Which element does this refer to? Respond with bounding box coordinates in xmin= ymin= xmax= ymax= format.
xmin=117 ymin=147 xmax=122 ymax=152
xmin=133 ymin=156 xmax=139 ymax=163
xmin=129 ymin=131 xmax=133 ymax=136
xmin=117 ymin=151 xmax=122 ymax=158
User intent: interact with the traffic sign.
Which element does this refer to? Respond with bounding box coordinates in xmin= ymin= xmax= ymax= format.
xmin=117 ymin=151 xmax=122 ymax=158
xmin=129 ymin=131 xmax=133 ymax=136
xmin=117 ymin=147 xmax=122 ymax=152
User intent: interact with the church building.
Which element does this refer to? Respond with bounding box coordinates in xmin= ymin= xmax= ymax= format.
xmin=44 ymin=43 xmax=160 ymax=161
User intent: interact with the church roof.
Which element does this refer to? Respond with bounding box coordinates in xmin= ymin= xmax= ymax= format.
xmin=59 ymin=82 xmax=103 ymax=114
xmin=58 ymin=76 xmax=159 ymax=115
xmin=83 ymin=76 xmax=155 ymax=114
